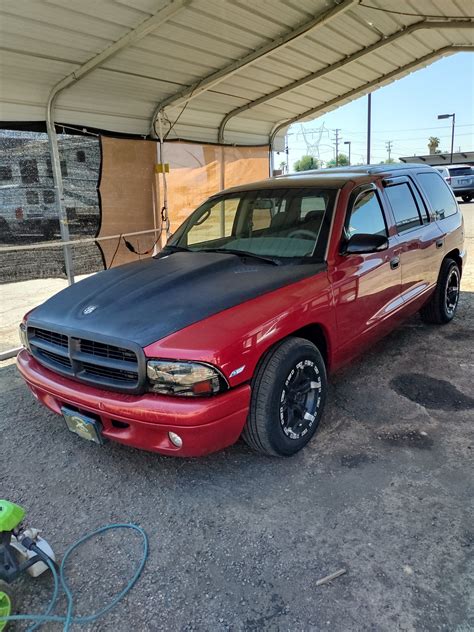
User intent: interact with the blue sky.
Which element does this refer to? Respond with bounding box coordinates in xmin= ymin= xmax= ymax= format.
xmin=281 ymin=52 xmax=474 ymax=169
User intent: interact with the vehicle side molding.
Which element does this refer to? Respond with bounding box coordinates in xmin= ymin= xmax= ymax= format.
xmin=341 ymin=233 xmax=389 ymax=255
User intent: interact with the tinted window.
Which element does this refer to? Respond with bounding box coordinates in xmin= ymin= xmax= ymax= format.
xmin=46 ymin=159 xmax=68 ymax=178
xmin=385 ymin=183 xmax=422 ymax=232
xmin=417 ymin=172 xmax=458 ymax=219
xmin=0 ymin=166 xmax=12 ymax=181
xmin=43 ymin=189 xmax=55 ymax=204
xmin=76 ymin=150 xmax=86 ymax=163
xmin=346 ymin=190 xmax=387 ymax=238
xmin=448 ymin=167 xmax=472 ymax=177
xmin=20 ymin=159 xmax=39 ymax=184
xmin=26 ymin=190 xmax=39 ymax=204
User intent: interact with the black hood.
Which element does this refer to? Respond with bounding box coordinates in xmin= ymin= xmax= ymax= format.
xmin=29 ymin=252 xmax=324 ymax=347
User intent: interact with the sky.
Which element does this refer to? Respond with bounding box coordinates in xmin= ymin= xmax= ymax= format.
xmin=278 ymin=52 xmax=474 ymax=170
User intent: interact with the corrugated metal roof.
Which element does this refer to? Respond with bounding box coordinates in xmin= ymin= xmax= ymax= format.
xmin=0 ymin=0 xmax=472 ymax=145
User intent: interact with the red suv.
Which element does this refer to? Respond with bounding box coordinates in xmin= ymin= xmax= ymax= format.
xmin=17 ymin=165 xmax=465 ymax=457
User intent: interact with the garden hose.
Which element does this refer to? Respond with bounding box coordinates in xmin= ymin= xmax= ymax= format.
xmin=0 ymin=523 xmax=148 ymax=632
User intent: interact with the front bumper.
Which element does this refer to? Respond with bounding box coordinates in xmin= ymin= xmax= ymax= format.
xmin=17 ymin=350 xmax=251 ymax=457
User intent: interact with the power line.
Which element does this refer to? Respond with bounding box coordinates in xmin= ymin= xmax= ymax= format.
xmin=287 ymin=123 xmax=474 ymax=137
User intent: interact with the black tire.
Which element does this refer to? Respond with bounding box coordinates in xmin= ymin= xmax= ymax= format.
xmin=242 ymin=337 xmax=327 ymax=456
xmin=420 ymin=258 xmax=460 ymax=324
xmin=461 ymin=194 xmax=473 ymax=203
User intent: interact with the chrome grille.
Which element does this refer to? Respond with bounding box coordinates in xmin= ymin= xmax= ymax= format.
xmin=28 ymin=326 xmax=142 ymax=392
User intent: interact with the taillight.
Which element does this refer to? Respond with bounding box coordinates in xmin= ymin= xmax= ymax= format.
xmin=15 ymin=207 xmax=24 ymax=219
xmin=447 ymin=178 xmax=451 ymax=184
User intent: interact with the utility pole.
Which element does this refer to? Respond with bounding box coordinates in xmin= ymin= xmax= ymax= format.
xmin=332 ymin=128 xmax=341 ymax=166
xmin=386 ymin=140 xmax=393 ymax=162
xmin=344 ymin=140 xmax=351 ymax=165
xmin=367 ymin=93 xmax=372 ymax=164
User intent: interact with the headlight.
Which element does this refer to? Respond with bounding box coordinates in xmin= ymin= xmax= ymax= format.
xmin=19 ymin=322 xmax=29 ymax=350
xmin=147 ymin=360 xmax=227 ymax=397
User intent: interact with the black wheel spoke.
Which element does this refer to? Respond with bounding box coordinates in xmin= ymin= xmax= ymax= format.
xmin=445 ymin=270 xmax=459 ymax=313
xmin=281 ymin=361 xmax=322 ymax=439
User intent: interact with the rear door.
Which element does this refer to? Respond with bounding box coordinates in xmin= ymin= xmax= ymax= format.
xmin=331 ymin=184 xmax=402 ymax=355
xmin=416 ymin=170 xmax=463 ymax=264
xmin=381 ymin=175 xmax=443 ymax=306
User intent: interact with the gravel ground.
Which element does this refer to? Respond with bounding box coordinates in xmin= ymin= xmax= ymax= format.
xmin=0 ymin=203 xmax=473 ymax=631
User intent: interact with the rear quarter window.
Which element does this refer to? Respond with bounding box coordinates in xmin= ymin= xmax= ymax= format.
xmin=416 ymin=172 xmax=458 ymax=219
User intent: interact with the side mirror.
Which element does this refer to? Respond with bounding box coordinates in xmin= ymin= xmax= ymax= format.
xmin=342 ymin=233 xmax=389 ymax=255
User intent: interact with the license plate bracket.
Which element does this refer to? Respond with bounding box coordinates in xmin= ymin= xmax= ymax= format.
xmin=62 ymin=407 xmax=104 ymax=444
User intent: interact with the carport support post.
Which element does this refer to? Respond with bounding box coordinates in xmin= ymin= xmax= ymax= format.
xmin=367 ymin=93 xmax=372 ymax=165
xmin=46 ymin=118 xmax=74 ymax=285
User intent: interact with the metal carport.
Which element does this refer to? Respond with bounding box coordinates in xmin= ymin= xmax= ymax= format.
xmin=1 ymin=0 xmax=473 ymax=143
xmin=0 ymin=0 xmax=473 ymax=284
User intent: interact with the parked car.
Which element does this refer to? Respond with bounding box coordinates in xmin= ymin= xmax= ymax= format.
xmin=17 ymin=164 xmax=465 ymax=457
xmin=435 ymin=164 xmax=474 ymax=202
xmin=434 ymin=166 xmax=451 ymax=184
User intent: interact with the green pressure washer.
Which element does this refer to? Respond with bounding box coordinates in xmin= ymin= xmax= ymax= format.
xmin=0 ymin=499 xmax=57 ymax=631
xmin=0 ymin=499 xmax=148 ymax=631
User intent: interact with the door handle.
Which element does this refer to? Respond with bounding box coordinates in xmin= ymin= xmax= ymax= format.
xmin=436 ymin=239 xmax=444 ymax=249
xmin=390 ymin=257 xmax=400 ymax=270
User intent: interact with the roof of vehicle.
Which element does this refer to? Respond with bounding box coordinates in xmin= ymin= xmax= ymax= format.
xmin=447 ymin=164 xmax=472 ymax=169
xmin=223 ymin=163 xmax=437 ymax=194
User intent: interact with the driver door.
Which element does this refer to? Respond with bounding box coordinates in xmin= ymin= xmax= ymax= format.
xmin=330 ymin=185 xmax=403 ymax=361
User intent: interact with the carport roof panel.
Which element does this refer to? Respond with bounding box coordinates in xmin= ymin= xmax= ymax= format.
xmin=0 ymin=0 xmax=473 ymax=144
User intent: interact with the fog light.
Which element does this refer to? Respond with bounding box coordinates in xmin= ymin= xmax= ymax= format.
xmin=168 ymin=431 xmax=183 ymax=448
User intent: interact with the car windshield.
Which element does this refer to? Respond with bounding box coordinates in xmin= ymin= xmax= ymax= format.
xmin=167 ymin=187 xmax=337 ymax=262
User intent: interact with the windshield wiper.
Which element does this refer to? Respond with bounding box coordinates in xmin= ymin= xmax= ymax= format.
xmin=200 ymin=248 xmax=280 ymax=266
xmin=158 ymin=244 xmax=191 ymax=255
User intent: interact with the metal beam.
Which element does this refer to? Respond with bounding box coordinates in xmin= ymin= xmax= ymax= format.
xmin=218 ymin=20 xmax=473 ymax=143
xmin=150 ymin=0 xmax=357 ymax=136
xmin=45 ymin=0 xmax=191 ymax=284
xmin=269 ymin=45 xmax=474 ymax=147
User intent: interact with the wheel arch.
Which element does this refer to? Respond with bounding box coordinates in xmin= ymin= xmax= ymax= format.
xmin=252 ymin=322 xmax=331 ymax=382
xmin=445 ymin=248 xmax=463 ymax=276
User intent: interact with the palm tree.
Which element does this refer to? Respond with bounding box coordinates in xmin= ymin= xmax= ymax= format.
xmin=428 ymin=136 xmax=440 ymax=154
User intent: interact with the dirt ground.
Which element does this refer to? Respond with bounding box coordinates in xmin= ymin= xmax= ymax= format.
xmin=0 ymin=202 xmax=473 ymax=631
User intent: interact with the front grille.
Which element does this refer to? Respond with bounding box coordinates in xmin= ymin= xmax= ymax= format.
xmin=38 ymin=348 xmax=73 ymax=369
xmin=80 ymin=339 xmax=136 ymax=363
xmin=28 ymin=326 xmax=142 ymax=392
xmin=81 ymin=362 xmax=138 ymax=383
xmin=34 ymin=328 xmax=68 ymax=348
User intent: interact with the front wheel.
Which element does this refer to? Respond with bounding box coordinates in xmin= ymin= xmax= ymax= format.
xmin=242 ymin=337 xmax=327 ymax=456
xmin=461 ymin=194 xmax=473 ymax=203
xmin=0 ymin=581 xmax=14 ymax=632
xmin=420 ymin=258 xmax=460 ymax=324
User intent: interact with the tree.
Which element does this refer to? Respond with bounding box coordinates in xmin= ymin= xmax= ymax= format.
xmin=326 ymin=153 xmax=350 ymax=168
xmin=294 ymin=155 xmax=320 ymax=171
xmin=428 ymin=136 xmax=440 ymax=155
xmin=380 ymin=158 xmax=396 ymax=164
